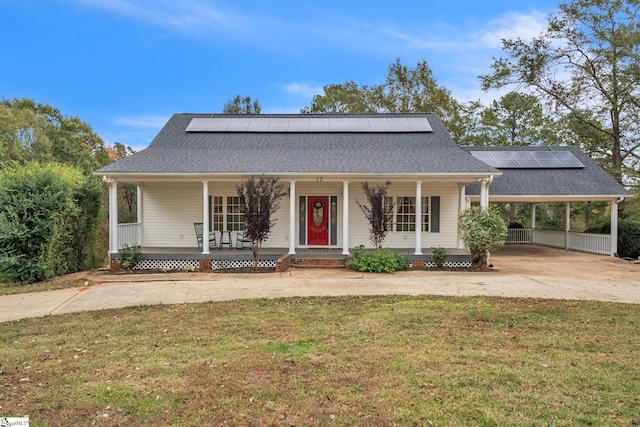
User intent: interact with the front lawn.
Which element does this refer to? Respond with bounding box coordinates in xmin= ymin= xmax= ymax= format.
xmin=1 ymin=296 xmax=638 ymax=426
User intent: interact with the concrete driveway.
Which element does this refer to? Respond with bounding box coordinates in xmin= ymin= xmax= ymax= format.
xmin=1 ymin=246 xmax=639 ymax=323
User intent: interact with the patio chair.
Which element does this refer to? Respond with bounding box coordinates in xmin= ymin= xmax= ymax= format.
xmin=235 ymin=232 xmax=251 ymax=249
xmin=194 ymin=222 xmax=217 ymax=250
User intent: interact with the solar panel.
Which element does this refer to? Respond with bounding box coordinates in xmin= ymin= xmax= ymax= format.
xmin=470 ymin=150 xmax=584 ymax=169
xmin=185 ymin=116 xmax=433 ymax=132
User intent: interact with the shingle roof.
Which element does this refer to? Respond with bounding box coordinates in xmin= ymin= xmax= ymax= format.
xmin=97 ymin=113 xmax=498 ymax=175
xmin=461 ymin=146 xmax=629 ymax=198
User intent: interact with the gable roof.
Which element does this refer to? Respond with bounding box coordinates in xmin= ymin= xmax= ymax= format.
xmin=461 ymin=146 xmax=629 ymax=200
xmin=97 ymin=113 xmax=498 ymax=176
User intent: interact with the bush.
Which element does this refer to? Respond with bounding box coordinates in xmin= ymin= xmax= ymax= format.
xmin=430 ymin=247 xmax=449 ymax=269
xmin=583 ymin=220 xmax=640 ymax=259
xmin=0 ymin=162 xmax=103 ymax=283
xmin=618 ymin=220 xmax=640 ymax=259
xmin=346 ymin=245 xmax=409 ymax=273
xmin=119 ymin=244 xmax=142 ymax=270
xmin=459 ymin=206 xmax=508 ymax=268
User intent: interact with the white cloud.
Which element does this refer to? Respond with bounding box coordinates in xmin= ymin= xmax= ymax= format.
xmin=114 ymin=114 xmax=169 ymax=129
xmin=69 ymin=0 xmax=249 ymax=36
xmin=479 ymin=11 xmax=547 ymax=48
xmin=284 ymin=82 xmax=323 ymax=99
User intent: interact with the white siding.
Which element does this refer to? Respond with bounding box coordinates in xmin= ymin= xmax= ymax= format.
xmin=142 ymin=181 xmax=291 ymax=248
xmin=143 ymin=182 xmax=202 ymax=248
xmin=141 ymin=180 xmax=461 ymax=250
xmin=347 ymin=181 xmax=460 ymax=249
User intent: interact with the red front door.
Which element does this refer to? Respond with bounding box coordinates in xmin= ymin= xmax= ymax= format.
xmin=307 ymin=196 xmax=329 ymax=245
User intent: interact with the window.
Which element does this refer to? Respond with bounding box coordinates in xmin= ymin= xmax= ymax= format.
xmin=396 ymin=196 xmax=416 ymax=232
xmin=421 ymin=196 xmax=429 ymax=232
xmin=394 ymin=196 xmax=437 ymax=232
xmin=226 ymin=196 xmax=245 ymax=231
xmin=212 ymin=196 xmax=223 ymax=231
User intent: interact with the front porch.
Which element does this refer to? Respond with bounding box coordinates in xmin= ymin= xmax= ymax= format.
xmin=113 ymin=247 xmax=472 ymax=271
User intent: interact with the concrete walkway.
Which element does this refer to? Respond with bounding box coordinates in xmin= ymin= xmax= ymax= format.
xmin=1 ymin=246 xmax=639 ymax=323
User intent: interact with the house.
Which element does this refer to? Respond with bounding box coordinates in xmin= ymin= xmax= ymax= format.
xmin=96 ymin=113 xmax=629 ymax=271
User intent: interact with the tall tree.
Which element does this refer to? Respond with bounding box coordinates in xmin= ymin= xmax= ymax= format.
xmin=111 ymin=142 xmax=138 ymax=223
xmin=223 ymin=95 xmax=262 ymax=114
xmin=472 ymin=92 xmax=555 ymax=146
xmin=302 ymin=81 xmax=375 ymax=114
xmin=0 ymin=97 xmax=110 ymax=172
xmin=480 ymin=0 xmax=640 ymax=184
xmin=301 ymin=59 xmax=473 ymax=142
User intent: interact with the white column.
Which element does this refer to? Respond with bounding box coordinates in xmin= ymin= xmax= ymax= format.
xmin=611 ymin=199 xmax=619 ymax=256
xmin=342 ymin=181 xmax=350 ymax=255
xmin=415 ymin=181 xmax=423 ymax=255
xmin=109 ymin=179 xmax=118 ymax=253
xmin=565 ymin=201 xmax=570 ymax=250
xmin=531 ymin=204 xmax=536 ymax=230
xmin=531 ymin=204 xmax=536 ymax=245
xmin=136 ymin=185 xmax=143 ymax=246
xmin=458 ymin=183 xmax=466 ymax=249
xmin=136 ymin=185 xmax=143 ymax=224
xmin=480 ymin=179 xmax=488 ymax=210
xmin=202 ymin=181 xmax=210 ymax=255
xmin=289 ymin=181 xmax=296 ymax=255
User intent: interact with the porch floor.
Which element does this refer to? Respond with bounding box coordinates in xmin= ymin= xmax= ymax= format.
xmin=136 ymin=247 xmax=470 ymax=261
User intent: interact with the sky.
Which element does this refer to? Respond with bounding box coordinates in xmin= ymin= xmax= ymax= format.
xmin=1 ymin=0 xmax=562 ymax=151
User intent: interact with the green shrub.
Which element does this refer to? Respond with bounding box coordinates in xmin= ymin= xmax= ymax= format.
xmin=346 ymin=245 xmax=409 ymax=273
xmin=0 ymin=162 xmax=102 ymax=283
xmin=615 ymin=220 xmax=640 ymax=259
xmin=119 ymin=244 xmax=142 ymax=270
xmin=430 ymin=247 xmax=449 ymax=269
xmin=459 ymin=206 xmax=508 ymax=268
xmin=583 ymin=220 xmax=640 ymax=259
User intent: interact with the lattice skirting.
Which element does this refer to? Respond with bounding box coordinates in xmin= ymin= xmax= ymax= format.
xmin=414 ymin=260 xmax=472 ymax=269
xmin=133 ymin=259 xmax=277 ymax=270
xmin=212 ymin=260 xmax=276 ymax=270
xmin=134 ymin=259 xmax=200 ymax=270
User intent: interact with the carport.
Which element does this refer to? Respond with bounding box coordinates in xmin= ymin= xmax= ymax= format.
xmin=462 ymin=146 xmax=630 ymax=256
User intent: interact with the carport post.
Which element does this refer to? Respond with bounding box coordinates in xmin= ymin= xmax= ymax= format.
xmin=531 ymin=204 xmax=536 ymax=230
xmin=565 ymin=202 xmax=570 ymax=250
xmin=611 ymin=199 xmax=619 ymax=256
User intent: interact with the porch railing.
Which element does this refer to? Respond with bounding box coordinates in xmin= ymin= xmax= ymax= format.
xmin=118 ymin=222 xmax=142 ymax=249
xmin=505 ymin=228 xmax=532 ymax=244
xmin=506 ymin=228 xmax=611 ymax=256
xmin=532 ymin=230 xmax=566 ymax=249
xmin=568 ymin=232 xmax=611 ymax=255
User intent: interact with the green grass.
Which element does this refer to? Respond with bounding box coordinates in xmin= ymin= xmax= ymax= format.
xmin=1 ymin=296 xmax=639 ymax=426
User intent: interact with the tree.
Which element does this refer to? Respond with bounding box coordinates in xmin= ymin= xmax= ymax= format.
xmin=0 ymin=162 xmax=103 ymax=282
xmin=470 ymin=92 xmax=555 ymax=146
xmin=0 ymin=97 xmax=110 ymax=172
xmin=356 ymin=181 xmax=394 ymax=249
xmin=236 ymin=175 xmax=287 ymax=269
xmin=480 ymin=0 xmax=640 ymax=184
xmin=302 ymin=81 xmax=375 ymax=113
xmin=111 ymin=142 xmax=138 ymax=223
xmin=300 ymin=59 xmax=473 ymax=142
xmin=223 ymin=95 xmax=262 ymax=114
xmin=458 ymin=206 xmax=508 ymax=268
